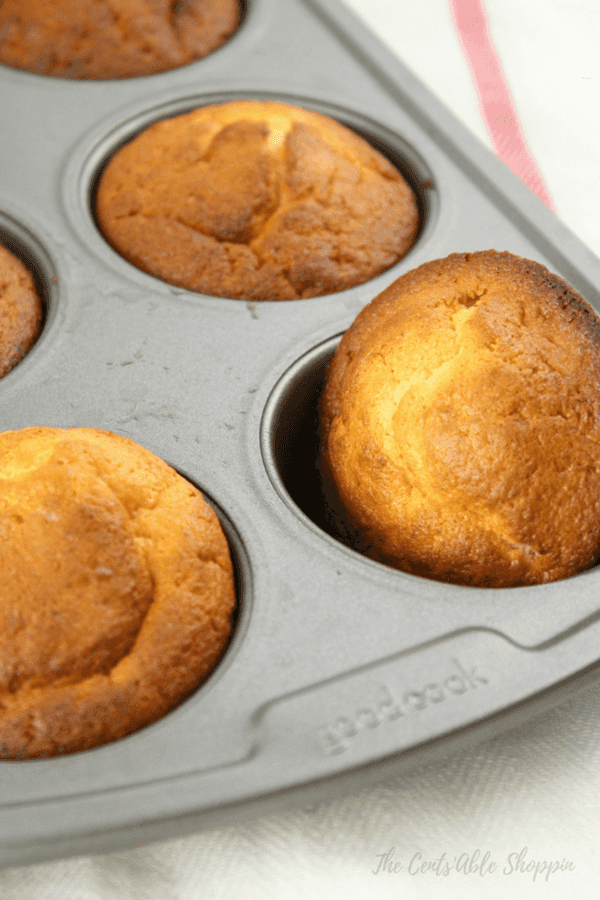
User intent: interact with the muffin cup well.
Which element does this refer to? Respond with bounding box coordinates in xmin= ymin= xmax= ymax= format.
xmin=261 ymin=330 xmax=600 ymax=587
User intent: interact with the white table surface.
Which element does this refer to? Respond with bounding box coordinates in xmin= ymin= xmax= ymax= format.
xmin=2 ymin=1 xmax=600 ymax=897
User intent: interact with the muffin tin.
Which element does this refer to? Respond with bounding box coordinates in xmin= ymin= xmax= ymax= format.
xmin=2 ymin=0 xmax=600 ymax=869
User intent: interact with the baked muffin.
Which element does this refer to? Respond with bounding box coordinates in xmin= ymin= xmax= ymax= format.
xmin=0 ymin=427 xmax=235 ymax=759
xmin=95 ymin=100 xmax=419 ymax=300
xmin=0 ymin=244 xmax=42 ymax=379
xmin=0 ymin=0 xmax=241 ymax=80
xmin=321 ymin=251 xmax=600 ymax=588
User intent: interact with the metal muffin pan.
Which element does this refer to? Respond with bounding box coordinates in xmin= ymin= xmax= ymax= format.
xmin=2 ymin=0 xmax=600 ymax=869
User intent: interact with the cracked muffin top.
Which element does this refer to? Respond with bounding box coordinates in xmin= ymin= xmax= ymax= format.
xmin=95 ymin=100 xmax=420 ymax=300
xmin=321 ymin=251 xmax=600 ymax=588
xmin=0 ymin=427 xmax=235 ymax=758
xmin=0 ymin=244 xmax=42 ymax=380
xmin=0 ymin=0 xmax=240 ymax=80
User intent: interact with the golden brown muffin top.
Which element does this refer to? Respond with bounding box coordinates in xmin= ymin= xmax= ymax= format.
xmin=95 ymin=100 xmax=419 ymax=300
xmin=0 ymin=244 xmax=42 ymax=379
xmin=0 ymin=427 xmax=235 ymax=758
xmin=321 ymin=251 xmax=600 ymax=587
xmin=0 ymin=0 xmax=240 ymax=79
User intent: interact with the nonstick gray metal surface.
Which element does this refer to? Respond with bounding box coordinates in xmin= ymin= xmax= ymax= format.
xmin=2 ymin=0 xmax=600 ymax=870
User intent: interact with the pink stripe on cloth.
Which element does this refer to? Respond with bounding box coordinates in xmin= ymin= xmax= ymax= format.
xmin=450 ymin=0 xmax=556 ymax=211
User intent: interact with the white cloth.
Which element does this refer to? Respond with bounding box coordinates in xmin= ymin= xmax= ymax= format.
xmin=2 ymin=1 xmax=599 ymax=897
xmin=344 ymin=0 xmax=600 ymax=258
